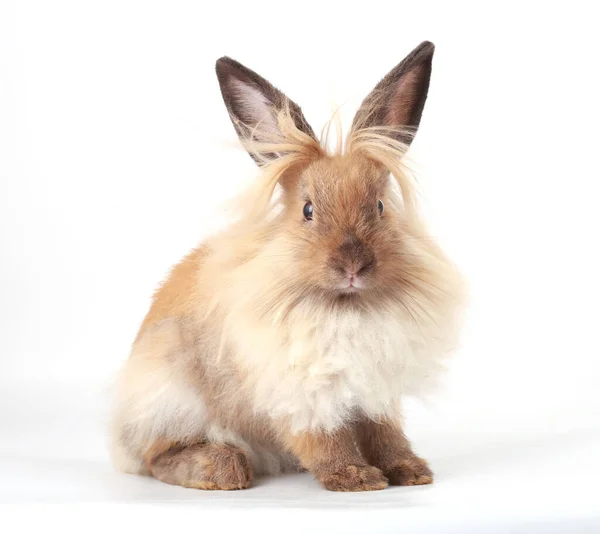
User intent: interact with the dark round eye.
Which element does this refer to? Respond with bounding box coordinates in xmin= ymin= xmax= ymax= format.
xmin=303 ymin=201 xmax=313 ymax=221
xmin=378 ymin=199 xmax=384 ymax=216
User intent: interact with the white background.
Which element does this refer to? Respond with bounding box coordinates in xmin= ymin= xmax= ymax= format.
xmin=1 ymin=1 xmax=599 ymax=532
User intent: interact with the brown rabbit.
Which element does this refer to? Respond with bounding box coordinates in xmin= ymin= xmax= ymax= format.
xmin=110 ymin=41 xmax=466 ymax=492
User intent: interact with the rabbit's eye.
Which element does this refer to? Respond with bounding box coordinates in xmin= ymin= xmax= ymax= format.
xmin=378 ymin=200 xmax=384 ymax=216
xmin=303 ymin=201 xmax=313 ymax=221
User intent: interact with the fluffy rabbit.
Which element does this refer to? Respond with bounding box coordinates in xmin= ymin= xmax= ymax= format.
xmin=110 ymin=41 xmax=466 ymax=492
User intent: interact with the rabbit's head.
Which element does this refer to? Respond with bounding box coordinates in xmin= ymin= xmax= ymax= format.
xmin=216 ymin=42 xmax=438 ymax=301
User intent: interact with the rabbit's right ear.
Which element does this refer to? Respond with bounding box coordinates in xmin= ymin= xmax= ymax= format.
xmin=216 ymin=57 xmax=316 ymax=164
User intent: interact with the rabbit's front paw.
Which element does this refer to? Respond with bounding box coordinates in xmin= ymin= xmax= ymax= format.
xmin=320 ymin=464 xmax=388 ymax=492
xmin=384 ymin=456 xmax=433 ymax=486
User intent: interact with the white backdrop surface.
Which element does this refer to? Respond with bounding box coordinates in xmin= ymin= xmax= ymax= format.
xmin=1 ymin=1 xmax=599 ymax=532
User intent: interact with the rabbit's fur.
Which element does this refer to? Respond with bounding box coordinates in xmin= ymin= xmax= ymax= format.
xmin=110 ymin=41 xmax=466 ymax=491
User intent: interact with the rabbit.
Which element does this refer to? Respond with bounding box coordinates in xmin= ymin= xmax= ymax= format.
xmin=109 ymin=41 xmax=466 ymax=492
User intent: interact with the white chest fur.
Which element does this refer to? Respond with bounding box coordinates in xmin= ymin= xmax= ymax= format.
xmin=226 ymin=302 xmax=449 ymax=434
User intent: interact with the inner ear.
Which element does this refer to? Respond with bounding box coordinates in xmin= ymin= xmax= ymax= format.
xmin=228 ymin=78 xmax=280 ymax=135
xmin=386 ymin=63 xmax=430 ymax=128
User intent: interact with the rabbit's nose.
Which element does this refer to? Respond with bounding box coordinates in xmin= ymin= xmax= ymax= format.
xmin=332 ymin=232 xmax=375 ymax=276
xmin=351 ymin=258 xmax=375 ymax=277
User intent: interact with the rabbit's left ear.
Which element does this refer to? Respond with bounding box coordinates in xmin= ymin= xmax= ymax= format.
xmin=352 ymin=41 xmax=435 ymax=145
xmin=216 ymin=57 xmax=316 ymax=164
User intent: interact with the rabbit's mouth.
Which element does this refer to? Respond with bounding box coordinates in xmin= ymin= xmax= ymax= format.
xmin=337 ymin=274 xmax=366 ymax=294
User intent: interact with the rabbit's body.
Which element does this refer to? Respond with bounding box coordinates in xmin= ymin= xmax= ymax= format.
xmin=110 ymin=42 xmax=466 ymax=491
xmin=111 ymin=214 xmax=461 ymax=477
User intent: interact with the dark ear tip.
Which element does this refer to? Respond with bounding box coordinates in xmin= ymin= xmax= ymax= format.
xmin=414 ymin=41 xmax=435 ymax=60
xmin=215 ymin=56 xmax=248 ymax=80
xmin=215 ymin=56 xmax=235 ymax=74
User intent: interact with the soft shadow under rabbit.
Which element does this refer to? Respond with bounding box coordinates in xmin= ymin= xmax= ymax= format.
xmin=110 ymin=41 xmax=466 ymax=492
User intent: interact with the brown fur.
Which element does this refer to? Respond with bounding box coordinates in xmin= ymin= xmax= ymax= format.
xmin=137 ymin=247 xmax=207 ymax=336
xmin=286 ymin=428 xmax=388 ymax=491
xmin=357 ymin=418 xmax=433 ymax=486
